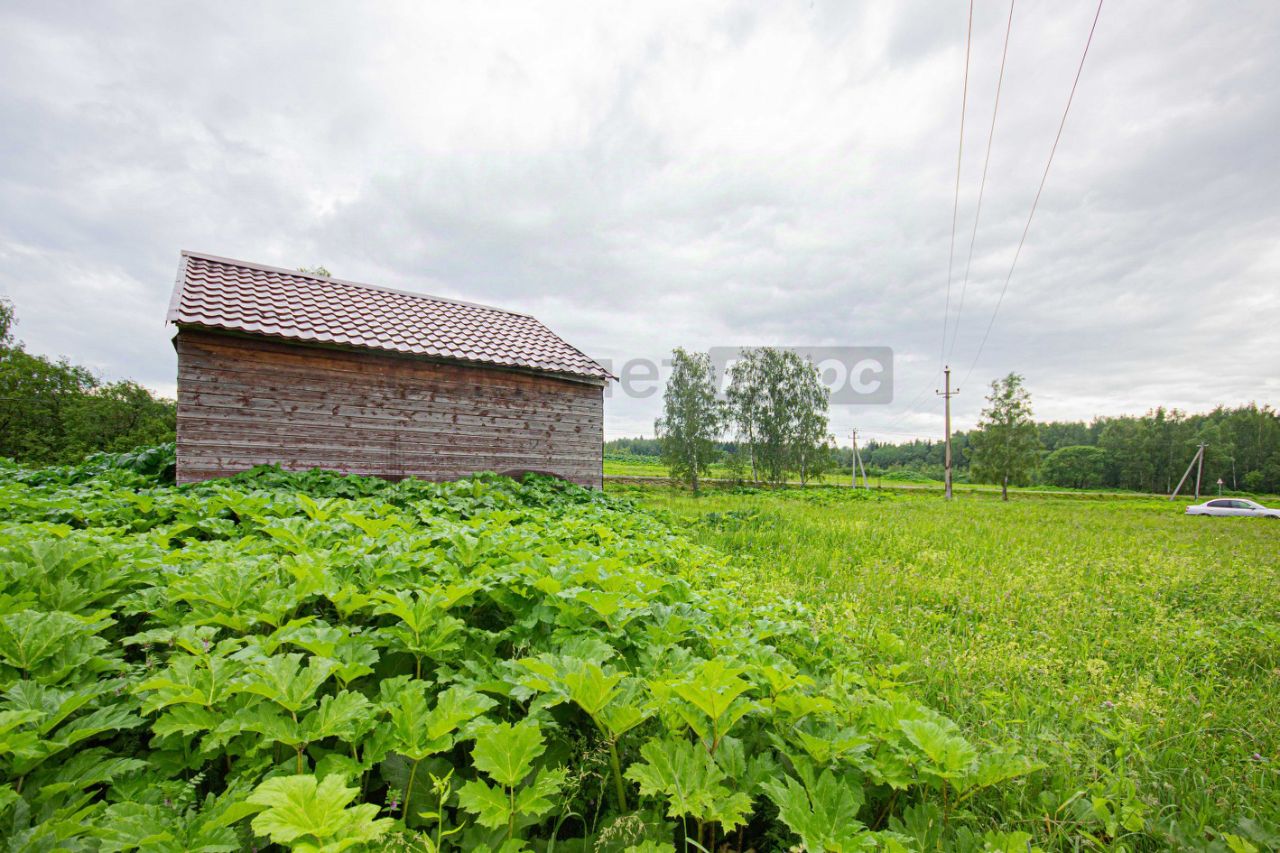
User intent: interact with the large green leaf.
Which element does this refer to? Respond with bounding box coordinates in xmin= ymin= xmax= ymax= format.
xmin=384 ymin=681 xmax=494 ymax=761
xmin=246 ymin=774 xmax=393 ymax=853
xmin=899 ymin=718 xmax=977 ymax=781
xmin=761 ymin=767 xmax=868 ymax=852
xmin=624 ymin=737 xmax=752 ymax=830
xmin=236 ymin=654 xmax=335 ymax=714
xmin=97 ymin=801 xmax=241 ymax=853
xmin=456 ymin=778 xmax=511 ymax=829
xmin=512 ymin=766 xmax=568 ymax=819
xmin=301 ymin=690 xmax=374 ymax=742
xmin=0 ymin=610 xmax=111 ymax=683
xmin=458 ymin=766 xmax=566 ymax=828
xmin=471 ymin=720 xmax=546 ymax=788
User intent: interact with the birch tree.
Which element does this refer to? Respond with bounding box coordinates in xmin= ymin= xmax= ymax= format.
xmin=656 ymin=348 xmax=724 ymax=493
xmin=789 ymin=358 xmax=832 ymax=485
xmin=728 ymin=348 xmax=831 ymax=485
xmin=726 ymin=349 xmax=765 ymax=482
xmin=967 ymin=373 xmax=1041 ymax=500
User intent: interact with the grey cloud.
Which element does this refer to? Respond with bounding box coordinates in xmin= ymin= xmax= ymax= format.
xmin=0 ymin=0 xmax=1276 ymax=443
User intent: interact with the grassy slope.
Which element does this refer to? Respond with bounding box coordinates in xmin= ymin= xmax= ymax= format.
xmin=610 ymin=482 xmax=1280 ymax=847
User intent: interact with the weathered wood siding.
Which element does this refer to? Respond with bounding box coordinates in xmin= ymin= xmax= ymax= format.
xmin=174 ymin=329 xmax=604 ymax=488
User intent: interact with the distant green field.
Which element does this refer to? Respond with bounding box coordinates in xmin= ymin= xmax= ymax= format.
xmin=604 ymin=458 xmax=1280 ymax=502
xmin=609 ymin=482 xmax=1280 ymax=849
xmin=604 ymin=457 xmax=734 ymax=479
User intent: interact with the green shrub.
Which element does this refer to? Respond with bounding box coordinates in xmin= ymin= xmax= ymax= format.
xmin=0 ymin=464 xmax=1036 ymax=850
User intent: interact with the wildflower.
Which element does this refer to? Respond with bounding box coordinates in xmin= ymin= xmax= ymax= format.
xmin=1251 ymin=752 xmax=1265 ymax=762
xmin=1102 ymin=700 xmax=1115 ymax=710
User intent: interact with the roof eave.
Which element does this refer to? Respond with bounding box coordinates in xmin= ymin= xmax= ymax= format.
xmin=173 ymin=322 xmax=611 ymax=386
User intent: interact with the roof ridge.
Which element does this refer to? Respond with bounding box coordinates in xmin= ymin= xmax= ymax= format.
xmin=179 ymin=250 xmax=535 ymax=319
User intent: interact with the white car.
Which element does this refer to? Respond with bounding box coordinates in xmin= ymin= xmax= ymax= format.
xmin=1185 ymin=498 xmax=1280 ymax=518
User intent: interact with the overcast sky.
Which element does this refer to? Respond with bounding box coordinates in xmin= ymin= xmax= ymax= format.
xmin=1 ymin=1 xmax=1277 ymax=443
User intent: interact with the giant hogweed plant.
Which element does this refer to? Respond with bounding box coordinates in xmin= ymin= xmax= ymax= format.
xmin=0 ymin=458 xmax=1042 ymax=851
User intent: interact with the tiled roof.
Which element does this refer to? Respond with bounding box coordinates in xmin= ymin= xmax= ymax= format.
xmin=166 ymin=252 xmax=612 ymax=381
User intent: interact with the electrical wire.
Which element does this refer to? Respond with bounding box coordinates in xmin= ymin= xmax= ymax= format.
xmin=961 ymin=0 xmax=1104 ymax=389
xmin=881 ymin=366 xmax=942 ymax=432
xmin=946 ymin=0 xmax=1017 ymax=364
xmin=939 ymin=0 xmax=975 ymax=373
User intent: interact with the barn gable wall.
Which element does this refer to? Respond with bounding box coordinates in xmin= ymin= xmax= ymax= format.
xmin=174 ymin=329 xmax=604 ymax=488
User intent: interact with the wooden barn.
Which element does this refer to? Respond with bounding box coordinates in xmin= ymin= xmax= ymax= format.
xmin=166 ymin=252 xmax=611 ymax=488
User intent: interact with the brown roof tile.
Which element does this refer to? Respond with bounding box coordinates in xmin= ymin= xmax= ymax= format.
xmin=166 ymin=252 xmax=612 ymax=381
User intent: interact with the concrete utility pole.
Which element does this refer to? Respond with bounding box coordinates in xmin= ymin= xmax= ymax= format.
xmin=1194 ymin=442 xmax=1206 ymax=500
xmin=850 ymin=429 xmax=857 ymax=487
xmin=850 ymin=429 xmax=870 ymax=490
xmin=936 ymin=366 xmax=959 ymax=500
xmin=1169 ymin=443 xmax=1208 ymax=501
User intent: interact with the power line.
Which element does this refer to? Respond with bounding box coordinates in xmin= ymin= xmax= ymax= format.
xmin=961 ymin=0 xmax=1104 ymax=389
xmin=947 ymin=0 xmax=1017 ymax=364
xmin=881 ymin=366 xmax=943 ymax=434
xmin=864 ymin=428 xmax=947 ymax=440
xmin=940 ymin=0 xmax=975 ymax=373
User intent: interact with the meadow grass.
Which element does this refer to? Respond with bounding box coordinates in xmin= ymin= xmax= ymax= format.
xmin=603 ymin=458 xmax=735 ymax=479
xmin=609 ymin=482 xmax=1280 ymax=848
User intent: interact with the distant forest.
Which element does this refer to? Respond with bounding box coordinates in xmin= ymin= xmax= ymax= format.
xmin=0 ymin=300 xmax=175 ymax=464
xmin=608 ymin=404 xmax=1280 ymax=494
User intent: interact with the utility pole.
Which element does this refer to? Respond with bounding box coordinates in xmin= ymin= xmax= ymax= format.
xmin=850 ymin=428 xmax=857 ymax=488
xmin=936 ymin=366 xmax=959 ymax=500
xmin=850 ymin=428 xmax=870 ymax=490
xmin=1194 ymin=442 xmax=1205 ymax=500
xmin=1169 ymin=443 xmax=1207 ymax=501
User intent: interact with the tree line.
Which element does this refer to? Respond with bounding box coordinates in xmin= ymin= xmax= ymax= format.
xmin=632 ymin=365 xmax=1280 ymax=496
xmin=857 ymin=394 xmax=1280 ymax=495
xmin=0 ymin=300 xmax=176 ymax=464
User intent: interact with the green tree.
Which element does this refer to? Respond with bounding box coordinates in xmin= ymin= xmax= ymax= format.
xmin=0 ymin=298 xmax=13 ymax=346
xmin=1042 ymin=445 xmax=1108 ymax=489
xmin=656 ymin=348 xmax=724 ymax=493
xmin=966 ymin=373 xmax=1041 ymax=500
xmin=0 ymin=300 xmax=176 ymax=464
xmin=786 ymin=355 xmax=833 ymax=485
xmin=727 ymin=348 xmax=831 ymax=485
xmin=0 ymin=345 xmax=95 ymax=463
xmin=726 ymin=349 xmax=767 ymax=482
xmin=64 ymin=380 xmax=177 ymax=456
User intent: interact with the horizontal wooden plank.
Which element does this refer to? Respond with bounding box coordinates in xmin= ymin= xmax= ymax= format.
xmin=176 ymin=332 xmax=602 ymax=393
xmin=177 ymin=385 xmax=600 ymax=427
xmin=175 ymin=414 xmax=599 ymax=440
xmin=179 ymin=469 xmax=601 ymax=489
xmin=176 ymin=360 xmax=600 ymax=407
xmin=176 ymin=449 xmax=599 ymax=474
xmin=172 ymin=422 xmax=601 ymax=455
xmin=179 ymin=450 xmax=599 ymax=473
xmin=174 ymin=328 xmax=603 ymax=489
xmin=177 ymin=404 xmax=599 ymax=435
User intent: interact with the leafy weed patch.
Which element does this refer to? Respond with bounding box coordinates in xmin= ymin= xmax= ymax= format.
xmin=0 ymin=459 xmax=1042 ymax=851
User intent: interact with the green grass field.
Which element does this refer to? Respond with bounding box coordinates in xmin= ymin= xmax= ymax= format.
xmin=604 ymin=458 xmax=734 ymax=479
xmin=610 ymin=482 xmax=1280 ymax=849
